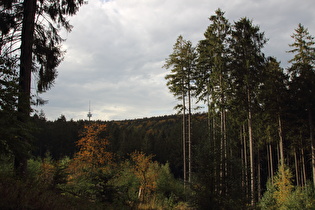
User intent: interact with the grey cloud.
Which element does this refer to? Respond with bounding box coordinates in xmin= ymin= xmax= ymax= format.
xmin=39 ymin=0 xmax=315 ymax=121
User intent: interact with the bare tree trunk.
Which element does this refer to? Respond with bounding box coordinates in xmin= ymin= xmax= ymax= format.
xmin=15 ymin=0 xmax=37 ymax=176
xmin=301 ymin=148 xmax=307 ymax=187
xmin=276 ymin=143 xmax=280 ymax=168
xmin=269 ymin=144 xmax=274 ymax=184
xmin=207 ymin=93 xmax=211 ymax=144
xmin=207 ymin=93 xmax=216 ymax=193
xmin=294 ymin=148 xmax=299 ymax=186
xmin=219 ymin=73 xmax=227 ymax=195
xmin=241 ymin=126 xmax=245 ymax=188
xmin=213 ymin=113 xmax=219 ymax=193
xmin=247 ymin=90 xmax=255 ymax=206
xmin=182 ymin=89 xmax=187 ymax=185
xmin=188 ymin=85 xmax=192 ymax=183
xmin=267 ymin=146 xmax=270 ymax=180
xmin=278 ymin=115 xmax=284 ymax=166
xmin=243 ymin=123 xmax=249 ymax=199
xmin=257 ymin=152 xmax=261 ymax=200
xmin=223 ymin=110 xmax=227 ymax=195
xmin=220 ymin=110 xmax=224 ymax=195
xmin=309 ymin=109 xmax=315 ymax=186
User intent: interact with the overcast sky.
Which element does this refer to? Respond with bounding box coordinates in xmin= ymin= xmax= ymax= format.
xmin=37 ymin=0 xmax=315 ymax=121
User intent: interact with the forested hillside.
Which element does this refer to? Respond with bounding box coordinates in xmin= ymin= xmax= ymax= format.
xmin=29 ymin=103 xmax=315 ymax=209
xmin=32 ymin=113 xmax=208 ymax=178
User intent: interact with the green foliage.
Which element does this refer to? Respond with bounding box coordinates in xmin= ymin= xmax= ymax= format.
xmin=259 ymin=180 xmax=277 ymax=210
xmin=0 ymin=56 xmax=19 ymax=155
xmin=285 ymin=185 xmax=315 ymax=209
xmin=164 ymin=35 xmax=197 ymax=108
xmin=156 ymin=162 xmax=185 ymax=201
xmin=260 ymin=164 xmax=315 ymax=210
xmin=0 ymin=157 xmax=103 ymax=210
xmin=109 ymin=160 xmax=140 ymax=206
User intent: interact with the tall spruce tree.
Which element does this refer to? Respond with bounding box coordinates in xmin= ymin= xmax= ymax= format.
xmin=0 ymin=55 xmax=19 ymax=155
xmin=195 ymin=8 xmax=231 ymax=195
xmin=258 ymin=57 xmax=289 ymax=191
xmin=0 ymin=0 xmax=84 ymax=175
xmin=287 ymin=24 xmax=315 ymax=186
xmin=229 ymin=17 xmax=267 ymax=205
xmin=163 ymin=35 xmax=196 ymax=184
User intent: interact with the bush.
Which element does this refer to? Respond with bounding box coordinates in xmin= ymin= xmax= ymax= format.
xmin=259 ymin=164 xmax=315 ymax=210
xmin=259 ymin=180 xmax=277 ymax=210
xmin=0 ymin=157 xmax=102 ymax=210
xmin=285 ymin=185 xmax=315 ymax=209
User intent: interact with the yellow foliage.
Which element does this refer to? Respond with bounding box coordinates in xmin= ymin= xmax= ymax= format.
xmin=39 ymin=161 xmax=55 ymax=184
xmin=273 ymin=164 xmax=294 ymax=209
xmin=130 ymin=151 xmax=158 ymax=202
xmin=74 ymin=123 xmax=112 ymax=167
xmin=67 ymin=123 xmax=113 ymax=183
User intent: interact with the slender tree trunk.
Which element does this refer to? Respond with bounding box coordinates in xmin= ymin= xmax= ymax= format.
xmin=267 ymin=145 xmax=270 ymax=180
xmin=213 ymin=112 xmax=218 ymax=193
xmin=309 ymin=109 xmax=315 ymax=186
xmin=218 ymin=71 xmax=228 ymax=195
xmin=207 ymin=93 xmax=211 ymax=144
xmin=241 ymin=126 xmax=245 ymax=188
xmin=243 ymin=123 xmax=248 ymax=199
xmin=277 ymin=143 xmax=282 ymax=167
xmin=269 ymin=144 xmax=274 ymax=184
xmin=207 ymin=92 xmax=215 ymax=193
xmin=223 ymin=110 xmax=227 ymax=195
xmin=220 ymin=110 xmax=224 ymax=195
xmin=218 ymin=110 xmax=227 ymax=195
xmin=267 ymin=144 xmax=273 ymax=183
xmin=278 ymin=115 xmax=284 ymax=166
xmin=257 ymin=152 xmax=261 ymax=200
xmin=15 ymin=0 xmax=37 ymax=176
xmin=247 ymin=89 xmax=255 ymax=205
xmin=301 ymin=148 xmax=307 ymax=187
xmin=188 ymin=84 xmax=192 ymax=183
xmin=294 ymin=148 xmax=299 ymax=186
xmin=182 ymin=88 xmax=187 ymax=185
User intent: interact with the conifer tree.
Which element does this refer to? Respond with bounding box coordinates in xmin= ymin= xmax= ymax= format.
xmin=259 ymin=57 xmax=288 ymax=171
xmin=0 ymin=55 xmax=19 ymax=155
xmin=0 ymin=0 xmax=84 ymax=175
xmin=163 ymin=35 xmax=196 ymax=183
xmin=195 ymin=8 xmax=231 ymax=195
xmin=229 ymin=17 xmax=267 ymax=205
xmin=287 ymin=24 xmax=315 ymax=186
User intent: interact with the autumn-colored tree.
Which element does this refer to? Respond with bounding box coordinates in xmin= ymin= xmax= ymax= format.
xmin=273 ymin=164 xmax=294 ymax=209
xmin=74 ymin=123 xmax=113 ymax=168
xmin=259 ymin=164 xmax=294 ymax=210
xmin=65 ymin=123 xmax=114 ymax=199
xmin=130 ymin=151 xmax=158 ymax=202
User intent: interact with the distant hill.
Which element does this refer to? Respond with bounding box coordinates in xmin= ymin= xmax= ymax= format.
xmin=32 ymin=113 xmax=208 ymax=177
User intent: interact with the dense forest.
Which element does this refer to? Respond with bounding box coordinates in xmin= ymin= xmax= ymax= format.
xmin=1 ymin=1 xmax=315 ymax=209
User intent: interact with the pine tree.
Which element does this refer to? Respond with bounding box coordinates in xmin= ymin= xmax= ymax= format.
xmin=163 ymin=35 xmax=197 ymax=183
xmin=287 ymin=24 xmax=315 ymax=186
xmin=259 ymin=57 xmax=288 ymax=169
xmin=0 ymin=55 xmax=19 ymax=155
xmin=195 ymin=8 xmax=231 ymax=195
xmin=229 ymin=17 xmax=267 ymax=205
xmin=0 ymin=0 xmax=84 ymax=175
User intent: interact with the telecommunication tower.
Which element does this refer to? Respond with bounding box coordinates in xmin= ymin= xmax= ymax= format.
xmin=87 ymin=101 xmax=92 ymax=121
